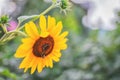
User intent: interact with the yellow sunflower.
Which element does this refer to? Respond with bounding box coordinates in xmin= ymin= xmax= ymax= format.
xmin=14 ymin=15 xmax=68 ymax=74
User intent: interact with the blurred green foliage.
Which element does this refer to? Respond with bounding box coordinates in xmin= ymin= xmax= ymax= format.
xmin=0 ymin=0 xmax=120 ymax=80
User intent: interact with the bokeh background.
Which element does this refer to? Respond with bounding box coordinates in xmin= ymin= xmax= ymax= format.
xmin=0 ymin=0 xmax=120 ymax=80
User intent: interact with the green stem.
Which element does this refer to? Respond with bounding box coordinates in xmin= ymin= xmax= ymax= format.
xmin=0 ymin=30 xmax=26 ymax=43
xmin=0 ymin=34 xmax=7 ymax=42
xmin=17 ymin=3 xmax=57 ymax=30
xmin=40 ymin=3 xmax=56 ymax=15
xmin=6 ymin=31 xmax=27 ymax=37
xmin=16 ymin=31 xmax=27 ymax=37
xmin=1 ymin=24 xmax=7 ymax=33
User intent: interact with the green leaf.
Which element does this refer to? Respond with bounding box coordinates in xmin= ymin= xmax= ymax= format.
xmin=0 ymin=68 xmax=17 ymax=80
xmin=0 ymin=15 xmax=9 ymax=24
xmin=17 ymin=15 xmax=39 ymax=23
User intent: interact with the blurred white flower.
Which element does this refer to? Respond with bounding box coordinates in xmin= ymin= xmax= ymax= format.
xmin=71 ymin=0 xmax=120 ymax=30
xmin=44 ymin=0 xmax=52 ymax=3
xmin=0 ymin=0 xmax=16 ymax=16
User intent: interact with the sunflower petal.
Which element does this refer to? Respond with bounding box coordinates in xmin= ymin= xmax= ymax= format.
xmin=29 ymin=22 xmax=39 ymax=36
xmin=40 ymin=15 xmax=47 ymax=32
xmin=37 ymin=58 xmax=43 ymax=73
xmin=54 ymin=31 xmax=68 ymax=41
xmin=28 ymin=54 xmax=37 ymax=67
xmin=44 ymin=57 xmax=49 ymax=67
xmin=19 ymin=53 xmax=33 ymax=69
xmin=25 ymin=21 xmax=39 ymax=39
xmin=56 ymin=38 xmax=68 ymax=45
xmin=60 ymin=31 xmax=68 ymax=38
xmin=14 ymin=44 xmax=32 ymax=58
xmin=22 ymin=37 xmax=34 ymax=44
xmin=40 ymin=32 xmax=49 ymax=38
xmin=55 ymin=44 xmax=67 ymax=50
xmin=47 ymin=57 xmax=53 ymax=68
xmin=24 ymin=67 xmax=29 ymax=73
xmin=24 ymin=55 xmax=36 ymax=73
xmin=54 ymin=21 xmax=63 ymax=36
xmin=47 ymin=16 xmax=56 ymax=31
xmin=52 ymin=55 xmax=60 ymax=62
xmin=52 ymin=50 xmax=61 ymax=58
xmin=31 ymin=58 xmax=39 ymax=74
xmin=39 ymin=15 xmax=49 ymax=37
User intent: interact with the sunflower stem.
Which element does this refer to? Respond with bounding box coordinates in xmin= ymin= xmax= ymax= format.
xmin=16 ymin=31 xmax=27 ymax=37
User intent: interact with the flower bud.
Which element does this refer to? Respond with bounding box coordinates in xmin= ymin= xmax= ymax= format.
xmin=60 ymin=0 xmax=71 ymax=14
xmin=61 ymin=0 xmax=68 ymax=9
xmin=0 ymin=15 xmax=9 ymax=25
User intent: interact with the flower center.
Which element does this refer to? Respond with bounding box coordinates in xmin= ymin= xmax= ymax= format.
xmin=32 ymin=35 xmax=54 ymax=58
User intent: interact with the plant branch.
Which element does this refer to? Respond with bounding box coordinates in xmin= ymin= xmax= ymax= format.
xmin=17 ymin=3 xmax=58 ymax=30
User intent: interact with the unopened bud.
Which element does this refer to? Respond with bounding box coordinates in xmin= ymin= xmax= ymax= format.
xmin=0 ymin=15 xmax=9 ymax=25
xmin=60 ymin=0 xmax=71 ymax=14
